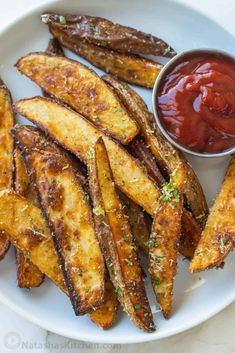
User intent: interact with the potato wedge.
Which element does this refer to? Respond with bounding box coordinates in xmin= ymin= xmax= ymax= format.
xmin=88 ymin=137 xmax=155 ymax=332
xmin=0 ymin=190 xmax=67 ymax=292
xmin=119 ymin=192 xmax=149 ymax=254
xmin=103 ymin=74 xmax=208 ymax=229
xmin=0 ymin=78 xmax=15 ymax=259
xmin=13 ymin=125 xmax=105 ymax=315
xmin=14 ymin=97 xmax=160 ymax=215
xmin=14 ymin=147 xmax=44 ymax=288
xmin=48 ymin=25 xmax=163 ymax=88
xmin=16 ymin=53 xmax=139 ymax=144
xmin=89 ymin=276 xmax=119 ymax=329
xmin=149 ymin=166 xmax=184 ymax=318
xmin=42 ymin=13 xmax=176 ymax=57
xmin=190 ymin=156 xmax=235 ymax=272
xmin=0 ymin=190 xmax=118 ymax=329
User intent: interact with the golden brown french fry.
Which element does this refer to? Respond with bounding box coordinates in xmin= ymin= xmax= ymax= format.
xmin=42 ymin=13 xmax=176 ymax=57
xmin=103 ymin=74 xmax=208 ymax=229
xmin=13 ymin=125 xmax=105 ymax=315
xmin=190 ymin=156 xmax=235 ymax=272
xmin=119 ymin=192 xmax=149 ymax=254
xmin=14 ymin=147 xmax=44 ymax=288
xmin=14 ymin=97 xmax=160 ymax=215
xmin=0 ymin=78 xmax=15 ymax=259
xmin=16 ymin=53 xmax=139 ymax=144
xmin=89 ymin=276 xmax=119 ymax=329
xmin=149 ymin=166 xmax=184 ymax=318
xmin=0 ymin=190 xmax=119 ymax=329
xmin=88 ymin=137 xmax=155 ymax=332
xmin=49 ymin=25 xmax=163 ymax=88
xmin=0 ymin=190 xmax=67 ymax=292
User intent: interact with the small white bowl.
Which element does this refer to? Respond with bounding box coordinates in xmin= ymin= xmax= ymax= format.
xmin=152 ymin=48 xmax=235 ymax=158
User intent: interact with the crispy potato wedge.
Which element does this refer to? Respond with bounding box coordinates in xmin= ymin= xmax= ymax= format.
xmin=42 ymin=13 xmax=176 ymax=57
xmin=0 ymin=190 xmax=118 ymax=329
xmin=16 ymin=52 xmax=139 ymax=144
xmin=13 ymin=125 xmax=105 ymax=315
xmin=14 ymin=97 xmax=160 ymax=215
xmin=48 ymin=25 xmax=163 ymax=88
xmin=0 ymin=190 xmax=67 ymax=292
xmin=0 ymin=79 xmax=15 ymax=259
xmin=149 ymin=166 xmax=184 ymax=318
xmin=89 ymin=276 xmax=119 ymax=329
xmin=103 ymin=74 xmax=208 ymax=229
xmin=14 ymin=147 xmax=44 ymax=288
xmin=119 ymin=192 xmax=149 ymax=254
xmin=88 ymin=137 xmax=155 ymax=332
xmin=190 ymin=156 xmax=235 ymax=272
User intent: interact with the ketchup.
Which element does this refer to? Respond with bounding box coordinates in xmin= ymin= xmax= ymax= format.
xmin=157 ymin=54 xmax=235 ymax=153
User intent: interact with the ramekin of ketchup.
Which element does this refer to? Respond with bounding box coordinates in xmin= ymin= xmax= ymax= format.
xmin=152 ymin=49 xmax=235 ymax=157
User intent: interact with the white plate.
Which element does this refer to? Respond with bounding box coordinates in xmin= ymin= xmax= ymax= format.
xmin=0 ymin=0 xmax=235 ymax=344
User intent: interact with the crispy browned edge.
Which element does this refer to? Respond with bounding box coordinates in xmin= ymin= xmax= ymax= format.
xmin=0 ymin=78 xmax=15 ymax=259
xmin=103 ymin=74 xmax=208 ymax=229
xmin=42 ymin=13 xmax=176 ymax=57
xmin=14 ymin=146 xmax=44 ymax=288
xmin=16 ymin=52 xmax=139 ymax=144
xmin=49 ymin=25 xmax=163 ymax=88
xmin=149 ymin=166 xmax=184 ymax=318
xmin=88 ymin=137 xmax=155 ymax=332
xmin=13 ymin=125 xmax=105 ymax=315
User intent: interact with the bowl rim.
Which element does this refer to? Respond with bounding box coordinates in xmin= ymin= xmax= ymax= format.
xmin=152 ymin=48 xmax=235 ymax=158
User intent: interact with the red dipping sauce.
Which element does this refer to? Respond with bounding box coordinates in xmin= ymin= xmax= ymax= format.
xmin=157 ymin=53 xmax=235 ymax=154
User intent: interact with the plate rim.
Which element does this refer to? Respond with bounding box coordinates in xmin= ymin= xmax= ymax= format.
xmin=0 ymin=0 xmax=234 ymax=343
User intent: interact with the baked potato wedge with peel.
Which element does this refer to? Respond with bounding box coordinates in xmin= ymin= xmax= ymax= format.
xmin=42 ymin=13 xmax=176 ymax=57
xmin=149 ymin=166 xmax=184 ymax=318
xmin=190 ymin=156 xmax=235 ymax=272
xmin=14 ymin=147 xmax=44 ymax=288
xmin=16 ymin=52 xmax=139 ymax=144
xmin=0 ymin=78 xmax=15 ymax=259
xmin=103 ymin=74 xmax=208 ymax=229
xmin=48 ymin=25 xmax=163 ymax=88
xmin=0 ymin=190 xmax=67 ymax=292
xmin=13 ymin=125 xmax=105 ymax=315
xmin=0 ymin=189 xmax=118 ymax=329
xmin=88 ymin=137 xmax=155 ymax=332
xmin=14 ymin=97 xmax=160 ymax=215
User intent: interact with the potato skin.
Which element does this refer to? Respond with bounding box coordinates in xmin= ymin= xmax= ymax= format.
xmin=149 ymin=166 xmax=184 ymax=318
xmin=13 ymin=125 xmax=105 ymax=315
xmin=49 ymin=25 xmax=163 ymax=88
xmin=14 ymin=147 xmax=44 ymax=288
xmin=0 ymin=79 xmax=15 ymax=259
xmin=190 ymin=156 xmax=235 ymax=272
xmin=16 ymin=52 xmax=139 ymax=144
xmin=88 ymin=137 xmax=155 ymax=332
xmin=42 ymin=13 xmax=176 ymax=57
